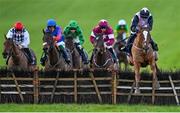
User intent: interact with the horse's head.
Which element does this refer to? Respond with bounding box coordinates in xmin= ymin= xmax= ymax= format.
xmin=42 ymin=29 xmax=55 ymax=51
xmin=65 ymin=35 xmax=74 ymax=50
xmin=94 ymin=35 xmax=105 ymax=54
xmin=2 ymin=35 xmax=14 ymax=58
xmin=137 ymin=26 xmax=151 ymax=50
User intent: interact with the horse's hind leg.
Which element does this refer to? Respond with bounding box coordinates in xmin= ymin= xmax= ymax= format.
xmin=134 ymin=62 xmax=141 ymax=94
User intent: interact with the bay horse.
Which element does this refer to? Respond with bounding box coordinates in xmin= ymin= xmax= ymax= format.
xmin=42 ymin=30 xmax=71 ymax=71
xmin=2 ymin=36 xmax=37 ymax=71
xmin=129 ymin=26 xmax=159 ymax=94
xmin=91 ymin=35 xmax=115 ymax=70
xmin=65 ymin=36 xmax=81 ymax=69
xmin=113 ymin=31 xmax=129 ymax=71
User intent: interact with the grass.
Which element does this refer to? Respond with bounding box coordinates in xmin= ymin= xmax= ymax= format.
xmin=0 ymin=0 xmax=180 ymax=111
xmin=0 ymin=103 xmax=179 ymax=112
xmin=0 ymin=0 xmax=180 ymax=70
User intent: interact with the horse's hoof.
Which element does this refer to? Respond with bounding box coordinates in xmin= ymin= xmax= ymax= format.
xmin=113 ymin=63 xmax=119 ymax=71
xmin=83 ymin=64 xmax=89 ymax=70
xmin=155 ymin=81 xmax=160 ymax=89
xmin=134 ymin=89 xmax=141 ymax=94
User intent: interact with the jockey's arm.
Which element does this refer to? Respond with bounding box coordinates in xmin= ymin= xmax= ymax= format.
xmin=77 ymin=27 xmax=85 ymax=45
xmin=53 ymin=35 xmax=61 ymax=41
xmin=148 ymin=16 xmax=153 ymax=31
xmin=6 ymin=29 xmax=13 ymax=39
xmin=106 ymin=34 xmax=115 ymax=46
xmin=130 ymin=15 xmax=139 ymax=32
xmin=78 ymin=34 xmax=84 ymax=45
xmin=21 ymin=31 xmax=30 ymax=48
xmin=53 ymin=28 xmax=62 ymax=41
xmin=90 ymin=31 xmax=96 ymax=44
xmin=63 ymin=26 xmax=69 ymax=37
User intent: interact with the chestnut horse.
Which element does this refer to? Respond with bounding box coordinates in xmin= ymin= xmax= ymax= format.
xmin=129 ymin=26 xmax=159 ymax=93
xmin=2 ymin=36 xmax=37 ymax=71
xmin=42 ymin=30 xmax=71 ymax=71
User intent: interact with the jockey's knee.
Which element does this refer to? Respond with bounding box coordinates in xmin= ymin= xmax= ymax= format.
xmin=152 ymin=42 xmax=158 ymax=51
xmin=58 ymin=45 xmax=65 ymax=50
xmin=57 ymin=41 xmax=65 ymax=49
xmin=75 ymin=43 xmax=82 ymax=51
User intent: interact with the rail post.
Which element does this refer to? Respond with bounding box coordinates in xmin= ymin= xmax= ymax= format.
xmin=33 ymin=67 xmax=39 ymax=104
xmin=112 ymin=70 xmax=117 ymax=104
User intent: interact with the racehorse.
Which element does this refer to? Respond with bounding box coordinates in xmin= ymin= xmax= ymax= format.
xmin=113 ymin=31 xmax=129 ymax=71
xmin=2 ymin=35 xmax=37 ymax=71
xmin=91 ymin=35 xmax=115 ymax=70
xmin=42 ymin=30 xmax=71 ymax=71
xmin=65 ymin=36 xmax=81 ymax=69
xmin=129 ymin=26 xmax=159 ymax=93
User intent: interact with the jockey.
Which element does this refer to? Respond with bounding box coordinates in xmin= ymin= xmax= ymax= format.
xmin=63 ymin=20 xmax=89 ymax=64
xmin=90 ymin=19 xmax=118 ymax=63
xmin=115 ymin=19 xmax=129 ymax=43
xmin=6 ymin=21 xmax=35 ymax=65
xmin=40 ymin=19 xmax=71 ymax=66
xmin=123 ymin=7 xmax=158 ymax=56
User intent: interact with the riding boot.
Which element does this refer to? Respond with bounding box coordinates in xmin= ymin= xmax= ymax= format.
xmin=60 ymin=47 xmax=71 ymax=64
xmin=150 ymin=38 xmax=159 ymax=51
xmin=23 ymin=48 xmax=35 ymax=65
xmin=150 ymin=37 xmax=158 ymax=61
xmin=125 ymin=33 xmax=137 ymax=55
xmin=121 ymin=34 xmax=137 ymax=55
xmin=80 ymin=49 xmax=89 ymax=64
xmin=40 ymin=48 xmax=48 ymax=66
xmin=108 ymin=48 xmax=118 ymax=63
xmin=75 ymin=43 xmax=89 ymax=64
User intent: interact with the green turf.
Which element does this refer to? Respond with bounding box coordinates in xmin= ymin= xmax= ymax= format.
xmin=0 ymin=0 xmax=180 ymax=111
xmin=0 ymin=0 xmax=180 ymax=70
xmin=0 ymin=103 xmax=179 ymax=112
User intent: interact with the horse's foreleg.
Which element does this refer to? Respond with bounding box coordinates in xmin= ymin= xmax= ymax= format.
xmin=134 ymin=62 xmax=141 ymax=94
xmin=150 ymin=63 xmax=160 ymax=89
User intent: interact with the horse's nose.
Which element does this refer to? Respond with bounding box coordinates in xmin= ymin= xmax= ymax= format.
xmin=2 ymin=52 xmax=7 ymax=59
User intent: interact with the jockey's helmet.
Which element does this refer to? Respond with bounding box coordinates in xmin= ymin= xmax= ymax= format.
xmin=116 ymin=19 xmax=127 ymax=30
xmin=140 ymin=7 xmax=150 ymax=19
xmin=14 ymin=21 xmax=24 ymax=31
xmin=98 ymin=19 xmax=108 ymax=29
xmin=118 ymin=19 xmax=126 ymax=26
xmin=69 ymin=20 xmax=78 ymax=30
xmin=47 ymin=19 xmax=56 ymax=27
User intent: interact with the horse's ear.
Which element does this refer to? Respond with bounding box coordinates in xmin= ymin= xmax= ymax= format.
xmin=42 ymin=29 xmax=45 ymax=34
xmin=4 ymin=34 xmax=7 ymax=40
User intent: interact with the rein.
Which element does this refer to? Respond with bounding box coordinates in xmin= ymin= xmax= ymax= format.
xmin=133 ymin=43 xmax=151 ymax=53
xmin=93 ymin=51 xmax=113 ymax=68
xmin=47 ymin=58 xmax=61 ymax=68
